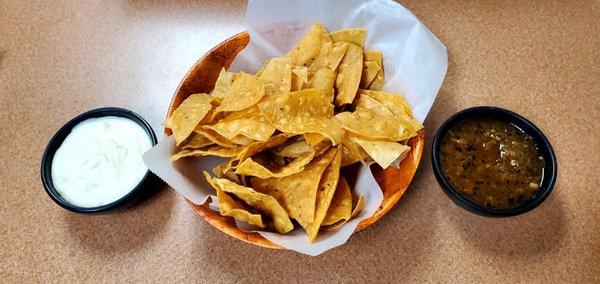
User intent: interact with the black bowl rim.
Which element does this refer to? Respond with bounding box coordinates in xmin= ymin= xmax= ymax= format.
xmin=40 ymin=107 xmax=158 ymax=214
xmin=431 ymin=106 xmax=557 ymax=217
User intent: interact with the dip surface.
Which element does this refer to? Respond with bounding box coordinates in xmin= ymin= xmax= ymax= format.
xmin=440 ymin=118 xmax=544 ymax=209
xmin=51 ymin=116 xmax=152 ymax=207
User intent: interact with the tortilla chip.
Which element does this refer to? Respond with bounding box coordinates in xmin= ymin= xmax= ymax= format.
xmin=334 ymin=43 xmax=363 ymax=106
xmin=303 ymin=132 xmax=328 ymax=147
xmin=350 ymin=135 xmax=411 ymax=168
xmin=258 ymin=89 xmax=343 ymax=145
xmin=205 ymin=172 xmax=265 ymax=228
xmin=211 ymin=68 xmax=233 ymax=99
xmin=340 ymin=135 xmax=368 ymax=166
xmin=235 ymin=134 xmax=292 ymax=162
xmin=284 ymin=22 xmax=330 ymax=66
xmin=358 ymin=89 xmax=413 ymax=116
xmin=364 ymin=51 xmax=382 ymax=65
xmin=362 ymin=51 xmax=384 ymax=91
xmin=209 ymin=174 xmax=294 ymax=234
xmin=351 ymin=195 xmax=366 ymax=218
xmin=215 ymin=72 xmax=266 ymax=113
xmin=229 ymin=135 xmax=256 ymax=146
xmin=194 ymin=128 xmax=238 ymax=148
xmin=235 ymin=151 xmax=315 ymax=179
xmin=259 ymin=57 xmax=292 ymax=95
xmin=359 ymin=61 xmax=381 ymax=89
xmin=330 ymin=28 xmax=367 ymax=47
xmin=368 ymin=73 xmax=384 ymax=91
xmin=305 ymin=147 xmax=342 ymax=241
xmin=324 ymin=193 xmax=365 ymax=231
xmin=322 ymin=177 xmax=352 ymax=226
xmin=212 ymin=164 xmax=241 ymax=183
xmin=251 ymin=148 xmax=338 ymax=230
xmin=273 ymin=138 xmax=313 ymax=158
xmin=165 ymin=93 xmax=213 ymax=145
xmin=355 ymin=93 xmax=394 ymax=117
xmin=171 ymin=146 xmax=242 ymax=161
xmin=335 ymin=110 xmax=417 ymax=141
xmin=291 ymin=66 xmax=308 ymax=91
xmin=204 ymin=106 xmax=276 ymax=141
xmin=308 ymin=41 xmax=349 ymax=76
xmin=341 ymin=146 xmax=359 ymax=167
xmin=308 ymin=68 xmax=336 ymax=102
xmin=326 ymin=41 xmax=351 ymax=72
xmin=181 ymin=133 xmax=213 ymax=150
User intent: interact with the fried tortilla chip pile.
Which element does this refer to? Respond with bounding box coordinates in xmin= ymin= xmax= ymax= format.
xmin=165 ymin=23 xmax=423 ymax=242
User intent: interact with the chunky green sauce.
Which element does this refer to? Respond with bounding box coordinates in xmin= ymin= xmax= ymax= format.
xmin=440 ymin=118 xmax=544 ymax=209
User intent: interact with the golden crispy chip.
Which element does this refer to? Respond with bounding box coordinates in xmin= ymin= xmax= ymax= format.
xmin=364 ymin=51 xmax=382 ymax=65
xmin=229 ymin=135 xmax=256 ymax=146
xmin=351 ymin=195 xmax=365 ymax=218
xmin=220 ymin=133 xmax=294 ymax=176
xmin=350 ymin=135 xmax=411 ymax=168
xmin=331 ymin=28 xmax=367 ymax=47
xmin=324 ymin=193 xmax=365 ymax=231
xmin=341 ymin=145 xmax=359 ymax=167
xmin=210 ymin=175 xmax=294 ymax=234
xmin=166 ymin=93 xmax=213 ymax=145
xmin=235 ymin=151 xmax=315 ymax=179
xmin=204 ymin=106 xmax=276 ymax=141
xmin=212 ymin=164 xmax=241 ymax=183
xmin=308 ymin=40 xmax=349 ymax=76
xmin=305 ymin=147 xmax=342 ymax=241
xmin=205 ymin=172 xmax=265 ymax=228
xmin=215 ymin=72 xmax=266 ymax=113
xmin=194 ymin=128 xmax=238 ymax=148
xmin=258 ymin=89 xmax=343 ymax=145
xmin=355 ymin=93 xmax=394 ymax=117
xmin=340 ymin=135 xmax=369 ymax=166
xmin=326 ymin=41 xmax=351 ymax=72
xmin=308 ymin=67 xmax=336 ymax=102
xmin=235 ymin=134 xmax=292 ymax=162
xmin=285 ymin=22 xmax=330 ymax=66
xmin=211 ymin=68 xmax=233 ymax=99
xmin=251 ymin=148 xmax=338 ymax=229
xmin=291 ymin=66 xmax=308 ymax=91
xmin=322 ymin=176 xmax=352 ymax=226
xmin=368 ymin=73 xmax=384 ymax=91
xmin=358 ymin=89 xmax=412 ymax=116
xmin=181 ymin=133 xmax=213 ymax=150
xmin=363 ymin=51 xmax=384 ymax=91
xmin=334 ymin=43 xmax=363 ymax=106
xmin=303 ymin=132 xmax=328 ymax=147
xmin=172 ymin=146 xmax=242 ymax=161
xmin=273 ymin=138 xmax=312 ymax=158
xmin=259 ymin=57 xmax=292 ymax=95
xmin=360 ymin=61 xmax=381 ymax=89
xmin=335 ymin=110 xmax=417 ymax=141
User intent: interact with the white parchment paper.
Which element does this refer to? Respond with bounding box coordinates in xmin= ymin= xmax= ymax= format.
xmin=143 ymin=0 xmax=447 ymax=256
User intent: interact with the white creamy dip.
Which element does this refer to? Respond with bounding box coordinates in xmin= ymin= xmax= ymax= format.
xmin=51 ymin=116 xmax=152 ymax=207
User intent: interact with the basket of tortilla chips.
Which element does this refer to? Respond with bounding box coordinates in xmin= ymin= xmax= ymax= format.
xmin=164 ymin=23 xmax=425 ymax=248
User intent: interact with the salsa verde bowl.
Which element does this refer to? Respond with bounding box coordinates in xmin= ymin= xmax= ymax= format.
xmin=431 ymin=106 xmax=557 ymax=217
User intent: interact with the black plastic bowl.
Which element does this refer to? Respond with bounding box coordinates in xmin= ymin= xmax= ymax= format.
xmin=41 ymin=107 xmax=158 ymax=214
xmin=431 ymin=106 xmax=557 ymax=217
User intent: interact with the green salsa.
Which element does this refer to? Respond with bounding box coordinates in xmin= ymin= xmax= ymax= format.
xmin=440 ymin=118 xmax=544 ymax=209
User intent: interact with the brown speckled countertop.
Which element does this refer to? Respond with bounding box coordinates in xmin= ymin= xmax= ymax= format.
xmin=1 ymin=0 xmax=599 ymax=282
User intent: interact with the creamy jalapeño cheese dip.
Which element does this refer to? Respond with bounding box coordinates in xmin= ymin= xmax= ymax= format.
xmin=51 ymin=116 xmax=152 ymax=207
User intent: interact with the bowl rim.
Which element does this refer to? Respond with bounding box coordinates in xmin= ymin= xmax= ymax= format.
xmin=40 ymin=107 xmax=158 ymax=214
xmin=431 ymin=106 xmax=557 ymax=217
